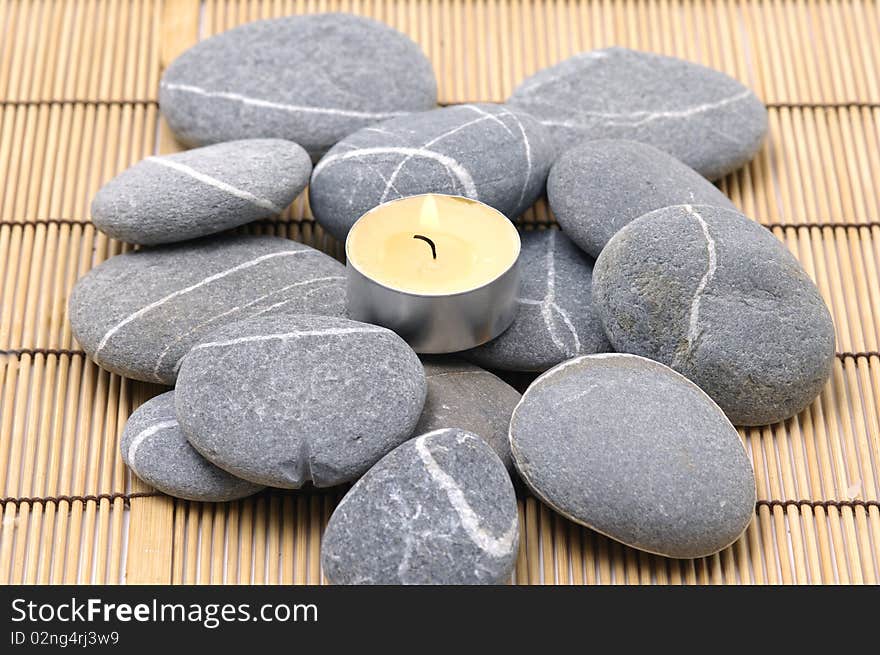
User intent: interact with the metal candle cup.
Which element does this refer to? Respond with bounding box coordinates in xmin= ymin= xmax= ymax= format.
xmin=345 ymin=194 xmax=521 ymax=354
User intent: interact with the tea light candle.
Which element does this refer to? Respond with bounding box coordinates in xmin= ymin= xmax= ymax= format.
xmin=345 ymin=194 xmax=521 ymax=353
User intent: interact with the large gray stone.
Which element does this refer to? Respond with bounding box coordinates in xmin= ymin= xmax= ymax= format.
xmin=92 ymin=139 xmax=312 ymax=245
xmin=465 ymin=230 xmax=610 ymax=372
xmin=309 ymin=103 xmax=555 ymax=240
xmin=548 ymin=139 xmax=736 ymax=257
xmin=593 ymin=205 xmax=835 ymax=426
xmin=120 ymin=391 xmax=263 ymax=502
xmin=416 ymin=359 xmax=520 ymax=469
xmin=160 ymin=14 xmax=437 ymax=159
xmin=510 ymin=353 xmax=756 ymax=558
xmin=175 ymin=314 xmax=427 ymax=489
xmin=508 ymin=48 xmax=768 ymax=179
xmin=68 ymin=235 xmax=346 ymax=385
xmin=322 ymin=428 xmax=519 ymax=584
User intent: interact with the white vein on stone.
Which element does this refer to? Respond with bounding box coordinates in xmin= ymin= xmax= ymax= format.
xmin=94 ymin=249 xmax=313 ymax=358
xmin=161 ymin=82 xmax=408 ymax=120
xmin=153 ymin=275 xmax=345 ymax=380
xmin=415 ymin=431 xmax=517 ymax=559
xmin=376 ymin=109 xmax=498 ymax=203
xmin=497 ymin=108 xmax=532 ymax=212
xmin=540 ymin=231 xmax=581 ymax=356
xmin=146 ymin=157 xmax=282 ymax=214
xmin=312 ymin=146 xmax=478 ymax=198
xmin=515 ymin=50 xmax=608 ymax=98
xmin=537 ymin=89 xmax=753 ymax=129
xmin=126 ymin=419 xmax=178 ymax=467
xmin=192 ymin=326 xmax=389 ymax=352
xmin=463 ymin=104 xmax=515 ymax=136
xmin=675 ymin=204 xmax=717 ymax=366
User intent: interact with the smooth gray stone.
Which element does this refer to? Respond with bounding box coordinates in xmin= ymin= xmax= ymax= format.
xmin=548 ymin=139 xmax=736 ymax=257
xmin=593 ymin=205 xmax=835 ymax=426
xmin=175 ymin=314 xmax=427 ymax=489
xmin=464 ymin=230 xmax=611 ymax=372
xmin=120 ymin=391 xmax=263 ymax=502
xmin=416 ymin=359 xmax=520 ymax=469
xmin=160 ymin=14 xmax=437 ymax=159
xmin=68 ymin=235 xmax=346 ymax=385
xmin=322 ymin=428 xmax=519 ymax=584
xmin=508 ymin=47 xmax=768 ymax=180
xmin=309 ymin=103 xmax=555 ymax=240
xmin=92 ymin=139 xmax=312 ymax=245
xmin=510 ymin=353 xmax=756 ymax=558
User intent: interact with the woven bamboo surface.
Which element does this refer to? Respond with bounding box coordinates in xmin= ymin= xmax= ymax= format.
xmin=1 ymin=0 xmax=879 ymax=585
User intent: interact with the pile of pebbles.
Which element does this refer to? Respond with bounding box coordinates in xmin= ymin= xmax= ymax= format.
xmin=67 ymin=13 xmax=835 ymax=584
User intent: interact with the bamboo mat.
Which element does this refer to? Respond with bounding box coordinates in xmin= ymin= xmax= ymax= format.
xmin=0 ymin=0 xmax=878 ymax=585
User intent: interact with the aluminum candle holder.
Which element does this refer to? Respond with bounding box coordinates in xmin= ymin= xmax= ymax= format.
xmin=345 ymin=194 xmax=521 ymax=354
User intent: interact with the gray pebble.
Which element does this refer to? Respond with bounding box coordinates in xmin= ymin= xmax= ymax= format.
xmin=175 ymin=314 xmax=427 ymax=489
xmin=510 ymin=353 xmax=756 ymax=558
xmin=92 ymin=139 xmax=312 ymax=245
xmin=416 ymin=359 xmax=520 ymax=469
xmin=68 ymin=235 xmax=346 ymax=385
xmin=508 ymin=47 xmax=768 ymax=179
xmin=120 ymin=391 xmax=263 ymax=502
xmin=464 ymin=230 xmax=610 ymax=372
xmin=322 ymin=428 xmax=519 ymax=584
xmin=160 ymin=14 xmax=437 ymax=159
xmin=593 ymin=205 xmax=835 ymax=426
xmin=309 ymin=103 xmax=554 ymax=241
xmin=548 ymin=139 xmax=736 ymax=257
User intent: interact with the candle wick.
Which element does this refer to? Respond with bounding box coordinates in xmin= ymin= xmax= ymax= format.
xmin=413 ymin=234 xmax=437 ymax=259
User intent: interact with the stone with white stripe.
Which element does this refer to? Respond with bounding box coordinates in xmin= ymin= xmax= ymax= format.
xmin=464 ymin=230 xmax=610 ymax=372
xmin=120 ymin=391 xmax=263 ymax=502
xmin=508 ymin=47 xmax=768 ymax=179
xmin=510 ymin=354 xmax=756 ymax=559
xmin=548 ymin=139 xmax=736 ymax=257
xmin=68 ymin=235 xmax=346 ymax=384
xmin=175 ymin=314 xmax=427 ymax=489
xmin=159 ymin=14 xmax=437 ymax=159
xmin=592 ymin=205 xmax=835 ymax=425
xmin=416 ymin=359 xmax=520 ymax=470
xmin=309 ymin=103 xmax=554 ymax=240
xmin=91 ymin=139 xmax=312 ymax=245
xmin=321 ymin=428 xmax=518 ymax=584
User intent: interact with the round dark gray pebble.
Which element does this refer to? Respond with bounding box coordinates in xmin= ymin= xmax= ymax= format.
xmin=465 ymin=230 xmax=610 ymax=372
xmin=416 ymin=359 xmax=521 ymax=469
xmin=309 ymin=103 xmax=554 ymax=240
xmin=92 ymin=139 xmax=312 ymax=245
xmin=510 ymin=354 xmax=756 ymax=558
xmin=175 ymin=314 xmax=427 ymax=489
xmin=548 ymin=139 xmax=736 ymax=257
xmin=593 ymin=205 xmax=835 ymax=426
xmin=508 ymin=47 xmax=768 ymax=179
xmin=121 ymin=391 xmax=263 ymax=502
xmin=160 ymin=14 xmax=437 ymax=159
xmin=68 ymin=235 xmax=346 ymax=385
xmin=322 ymin=428 xmax=519 ymax=584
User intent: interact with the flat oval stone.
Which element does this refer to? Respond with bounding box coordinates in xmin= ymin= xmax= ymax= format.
xmin=160 ymin=14 xmax=437 ymax=159
xmin=465 ymin=230 xmax=610 ymax=372
xmin=175 ymin=314 xmax=427 ymax=488
xmin=416 ymin=359 xmax=521 ymax=469
xmin=92 ymin=139 xmax=312 ymax=245
xmin=322 ymin=428 xmax=519 ymax=584
xmin=510 ymin=354 xmax=756 ymax=558
xmin=121 ymin=391 xmax=264 ymax=502
xmin=309 ymin=103 xmax=555 ymax=240
xmin=68 ymin=235 xmax=346 ymax=385
xmin=508 ymin=48 xmax=768 ymax=179
xmin=593 ymin=205 xmax=835 ymax=425
xmin=548 ymin=139 xmax=736 ymax=257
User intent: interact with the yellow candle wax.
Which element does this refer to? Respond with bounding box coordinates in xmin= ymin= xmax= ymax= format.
xmin=346 ymin=194 xmax=520 ymax=295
